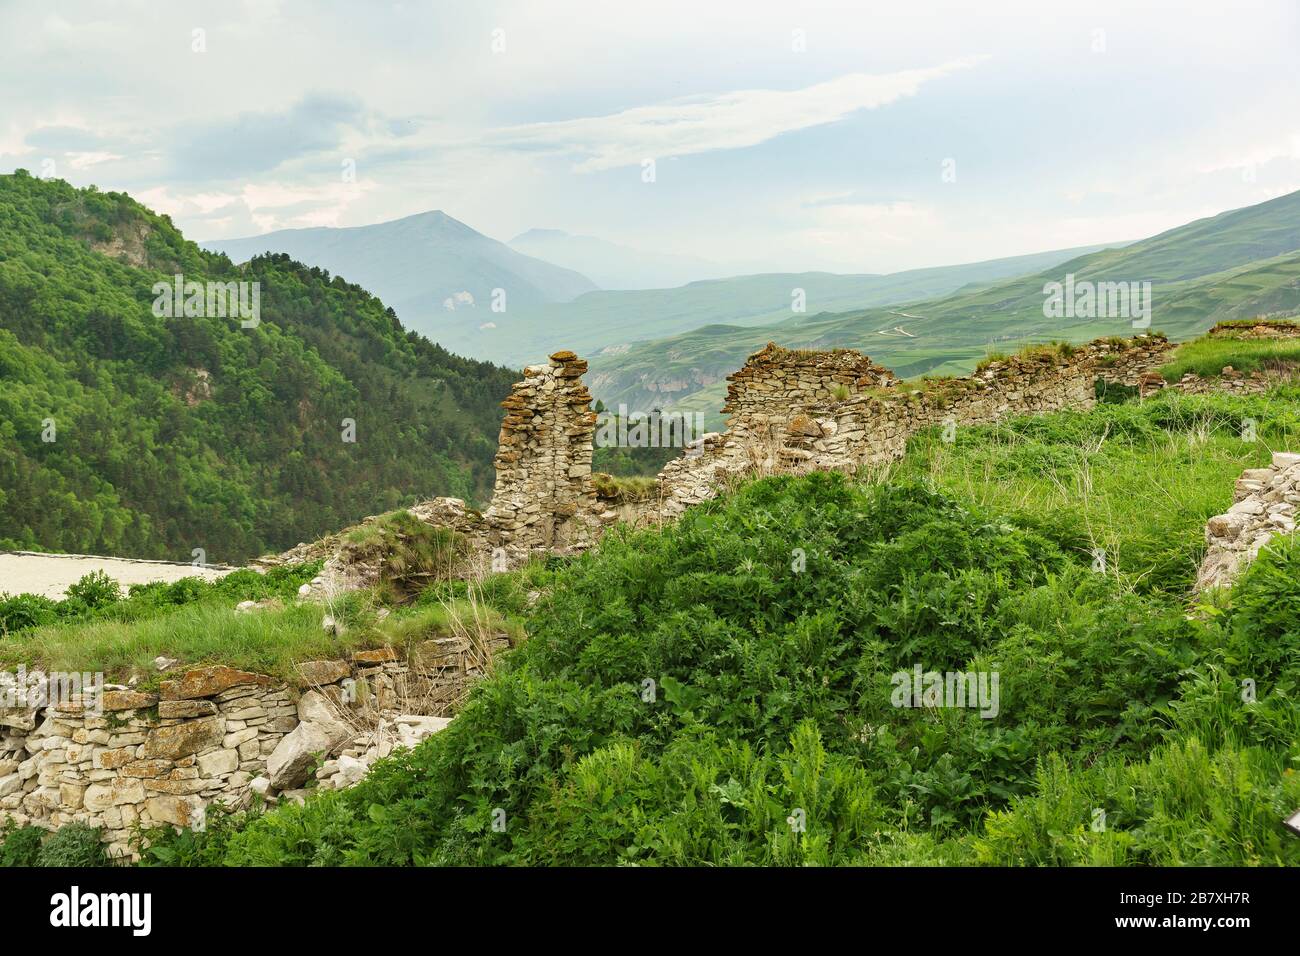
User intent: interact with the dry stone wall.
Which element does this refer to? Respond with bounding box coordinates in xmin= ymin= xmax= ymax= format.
xmin=657 ymin=334 xmax=1176 ymax=517
xmin=1196 ymin=451 xmax=1300 ymax=590
xmin=286 ymin=325 xmax=1300 ymax=578
xmin=0 ymin=631 xmax=502 ymax=858
xmin=484 ymin=350 xmax=614 ymax=552
xmin=1206 ymin=320 xmax=1300 ymax=340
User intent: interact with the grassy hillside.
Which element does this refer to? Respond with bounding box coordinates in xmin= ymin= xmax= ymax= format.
xmin=599 ymin=191 xmax=1300 ymax=426
xmin=7 ymin=377 xmax=1295 ymax=867
xmin=0 ymin=172 xmax=519 ymax=563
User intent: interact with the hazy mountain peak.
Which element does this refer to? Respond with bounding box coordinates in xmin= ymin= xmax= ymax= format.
xmin=511 ymin=228 xmax=571 ymax=242
xmin=202 ymin=211 xmax=599 ymax=340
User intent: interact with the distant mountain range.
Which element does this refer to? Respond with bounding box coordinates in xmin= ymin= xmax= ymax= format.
xmin=206 ymin=212 xmax=1118 ymax=369
xmin=199 ymin=190 xmax=1300 ymax=433
xmin=508 ymin=228 xmax=731 ymax=290
xmin=203 ymin=211 xmax=598 ymax=343
xmin=485 ymin=244 xmax=1122 ymax=370
xmin=595 ymin=189 xmax=1300 ymax=426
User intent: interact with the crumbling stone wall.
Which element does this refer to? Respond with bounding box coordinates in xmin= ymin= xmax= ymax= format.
xmin=1164 ymin=368 xmax=1292 ymax=396
xmin=1206 ymin=320 xmax=1300 ymax=340
xmin=273 ymin=323 xmax=1299 ymax=580
xmin=484 ymin=350 xmax=612 ymax=552
xmin=657 ymin=334 xmax=1176 ymax=517
xmin=1196 ymin=451 xmax=1300 ymax=590
xmin=0 ymin=630 xmax=502 ymax=858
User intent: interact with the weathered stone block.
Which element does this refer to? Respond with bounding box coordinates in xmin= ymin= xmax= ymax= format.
xmin=101 ymin=690 xmax=157 ymax=712
xmin=141 ymin=717 xmax=223 ymax=759
xmin=158 ymin=699 xmax=218 ymax=719
xmin=160 ymin=666 xmax=272 ymax=701
xmin=293 ymin=660 xmax=352 ymax=686
xmin=197 ymin=749 xmax=239 ymax=777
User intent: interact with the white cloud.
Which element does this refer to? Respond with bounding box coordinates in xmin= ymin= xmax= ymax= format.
xmin=1196 ymin=133 xmax=1300 ymax=175
xmin=134 ymin=186 xmax=239 ymax=219
xmin=490 ymin=57 xmax=988 ymax=172
xmin=66 ymin=151 xmax=123 ymax=169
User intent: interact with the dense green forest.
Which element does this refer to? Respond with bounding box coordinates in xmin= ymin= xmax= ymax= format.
xmin=0 ymin=172 xmax=518 ymax=563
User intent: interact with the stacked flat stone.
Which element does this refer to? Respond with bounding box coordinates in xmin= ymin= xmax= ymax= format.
xmin=484 ymin=350 xmax=609 ymax=551
xmin=1196 ymin=451 xmax=1300 ymax=591
xmin=0 ymin=632 xmax=506 ymax=858
xmin=656 ymin=333 xmax=1177 ymax=518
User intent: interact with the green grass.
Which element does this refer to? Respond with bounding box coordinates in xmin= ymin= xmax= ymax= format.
xmin=591 ymin=472 xmax=658 ymax=502
xmin=338 ymin=510 xmax=472 ymax=603
xmin=897 ymin=388 xmax=1300 ymax=592
xmin=0 ymin=589 xmax=519 ymax=684
xmin=1158 ymin=335 xmax=1300 ymax=381
xmin=0 ymin=564 xmax=322 ymax=637
xmin=0 ymin=599 xmax=365 ymax=682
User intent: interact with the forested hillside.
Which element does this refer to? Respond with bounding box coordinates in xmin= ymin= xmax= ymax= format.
xmin=0 ymin=172 xmax=518 ymax=563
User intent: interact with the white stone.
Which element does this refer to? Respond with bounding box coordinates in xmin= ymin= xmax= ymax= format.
xmin=265 ymin=719 xmax=350 ymax=790
xmin=197 ymin=749 xmax=239 ymax=777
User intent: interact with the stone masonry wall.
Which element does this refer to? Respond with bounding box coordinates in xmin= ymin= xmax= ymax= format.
xmin=0 ymin=630 xmax=501 ymax=858
xmin=1196 ymin=451 xmax=1300 ymax=590
xmin=483 ymin=350 xmax=614 ymax=553
xmin=657 ymin=334 xmax=1176 ymax=517
xmin=276 ymin=322 xmax=1300 ymax=582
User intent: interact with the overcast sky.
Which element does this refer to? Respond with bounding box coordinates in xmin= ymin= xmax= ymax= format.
xmin=3 ymin=0 xmax=1298 ymax=274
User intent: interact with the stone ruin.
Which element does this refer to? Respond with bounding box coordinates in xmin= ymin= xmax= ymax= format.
xmin=1196 ymin=451 xmax=1300 ymax=591
xmin=282 ymin=324 xmax=1300 ymax=586
xmin=483 ymin=350 xmax=615 ymax=550
xmin=0 ymin=634 xmax=502 ymax=859
xmin=280 ymin=350 xmax=619 ymax=598
xmin=656 ymin=334 xmax=1177 ymax=517
xmin=277 ymin=321 xmax=1300 ymax=588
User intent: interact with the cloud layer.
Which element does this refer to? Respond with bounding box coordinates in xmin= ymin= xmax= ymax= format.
xmin=491 ymin=58 xmax=987 ymax=172
xmin=1 ymin=1 xmax=1298 ymax=274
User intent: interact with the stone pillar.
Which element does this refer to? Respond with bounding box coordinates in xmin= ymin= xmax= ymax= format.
xmin=485 ymin=350 xmax=601 ymax=550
